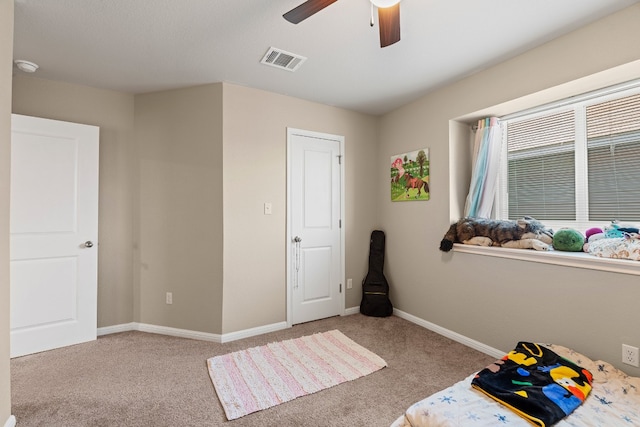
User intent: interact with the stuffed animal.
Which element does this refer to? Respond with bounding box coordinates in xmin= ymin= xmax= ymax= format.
xmin=585 ymin=227 xmax=602 ymax=239
xmin=552 ymin=228 xmax=584 ymax=252
xmin=604 ymin=223 xmax=624 ymax=238
xmin=584 ymin=227 xmax=605 ymax=246
xmin=604 ymin=221 xmax=640 ymax=238
xmin=439 ymin=216 xmax=554 ymax=252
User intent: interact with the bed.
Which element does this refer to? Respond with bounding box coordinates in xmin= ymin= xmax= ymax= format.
xmin=391 ymin=344 xmax=640 ymax=427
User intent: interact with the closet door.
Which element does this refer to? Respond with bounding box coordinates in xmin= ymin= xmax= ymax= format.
xmin=288 ymin=129 xmax=344 ymax=325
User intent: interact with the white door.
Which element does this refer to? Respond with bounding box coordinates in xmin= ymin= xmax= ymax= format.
xmin=10 ymin=114 xmax=99 ymax=358
xmin=288 ymin=128 xmax=344 ymax=325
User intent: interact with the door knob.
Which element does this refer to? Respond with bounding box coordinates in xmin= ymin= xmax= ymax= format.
xmin=293 ymin=236 xmax=302 ymax=243
xmin=84 ymin=241 xmax=94 ymax=248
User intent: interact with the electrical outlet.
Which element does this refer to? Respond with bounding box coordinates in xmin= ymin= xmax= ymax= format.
xmin=166 ymin=292 xmax=173 ymax=305
xmin=347 ymin=278 xmax=353 ymax=289
xmin=622 ymin=344 xmax=639 ymax=367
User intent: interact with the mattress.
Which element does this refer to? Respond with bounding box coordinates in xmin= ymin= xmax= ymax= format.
xmin=391 ymin=344 xmax=640 ymax=427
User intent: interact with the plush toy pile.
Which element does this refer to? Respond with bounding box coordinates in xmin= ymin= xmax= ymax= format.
xmin=439 ymin=217 xmax=640 ymax=261
xmin=582 ymin=221 xmax=640 ymax=261
xmin=549 ymin=221 xmax=640 ymax=261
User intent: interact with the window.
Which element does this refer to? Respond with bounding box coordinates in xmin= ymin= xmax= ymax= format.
xmin=498 ymin=82 xmax=640 ymax=232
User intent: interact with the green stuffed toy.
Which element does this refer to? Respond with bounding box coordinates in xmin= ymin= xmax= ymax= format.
xmin=552 ymin=228 xmax=585 ymax=252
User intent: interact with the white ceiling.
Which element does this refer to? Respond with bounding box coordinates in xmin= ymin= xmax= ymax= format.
xmin=12 ymin=0 xmax=639 ymax=116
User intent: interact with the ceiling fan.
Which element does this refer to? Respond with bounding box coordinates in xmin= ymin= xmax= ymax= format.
xmin=283 ymin=0 xmax=402 ymax=48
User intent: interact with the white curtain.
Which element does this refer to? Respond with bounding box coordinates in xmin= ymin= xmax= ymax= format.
xmin=464 ymin=117 xmax=503 ymax=218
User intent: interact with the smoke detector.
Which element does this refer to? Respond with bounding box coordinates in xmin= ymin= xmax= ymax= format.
xmin=14 ymin=60 xmax=39 ymax=73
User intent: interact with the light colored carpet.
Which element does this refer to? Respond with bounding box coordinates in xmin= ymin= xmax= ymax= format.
xmin=11 ymin=314 xmax=496 ymax=426
xmin=208 ymin=330 xmax=387 ymax=420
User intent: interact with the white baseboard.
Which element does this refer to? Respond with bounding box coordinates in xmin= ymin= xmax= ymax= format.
xmin=96 ymin=311 xmax=362 ymax=343
xmin=96 ymin=320 xmax=289 ymax=344
xmin=137 ymin=323 xmax=222 ymax=343
xmin=94 ymin=309 xmax=500 ymax=360
xmin=4 ymin=415 xmax=16 ymax=427
xmin=393 ymin=308 xmax=505 ymax=359
xmin=98 ymin=322 xmax=221 ymax=342
xmin=97 ymin=322 xmax=137 ymax=336
xmin=343 ymin=306 xmax=360 ymax=316
xmin=220 ymin=321 xmax=289 ymax=343
xmin=96 ymin=310 xmax=363 ymax=341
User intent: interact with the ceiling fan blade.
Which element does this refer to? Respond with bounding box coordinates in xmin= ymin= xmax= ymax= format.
xmin=283 ymin=0 xmax=339 ymax=24
xmin=378 ymin=3 xmax=400 ymax=48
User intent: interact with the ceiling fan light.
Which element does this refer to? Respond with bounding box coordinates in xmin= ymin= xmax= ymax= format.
xmin=370 ymin=0 xmax=401 ymax=8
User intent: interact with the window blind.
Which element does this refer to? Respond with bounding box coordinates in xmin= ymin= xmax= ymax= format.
xmin=587 ymin=92 xmax=640 ymax=221
xmin=506 ymin=109 xmax=576 ymax=220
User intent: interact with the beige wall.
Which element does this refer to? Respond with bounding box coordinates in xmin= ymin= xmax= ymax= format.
xmin=134 ymin=84 xmax=224 ymax=333
xmin=12 ymin=75 xmax=136 ymax=328
xmin=378 ymin=4 xmax=640 ymax=376
xmin=0 ymin=0 xmax=13 ymax=421
xmin=221 ymin=83 xmax=378 ymax=333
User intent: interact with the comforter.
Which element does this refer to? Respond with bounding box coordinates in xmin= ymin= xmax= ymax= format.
xmin=391 ymin=344 xmax=640 ymax=427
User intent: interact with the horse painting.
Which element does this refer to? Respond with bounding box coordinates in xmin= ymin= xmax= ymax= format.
xmin=391 ymin=155 xmax=430 ymax=201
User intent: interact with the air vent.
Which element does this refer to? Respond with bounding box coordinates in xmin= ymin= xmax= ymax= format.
xmin=260 ymin=47 xmax=307 ymax=72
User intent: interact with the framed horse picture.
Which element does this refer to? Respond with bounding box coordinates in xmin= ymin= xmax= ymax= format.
xmin=390 ymin=148 xmax=429 ymax=202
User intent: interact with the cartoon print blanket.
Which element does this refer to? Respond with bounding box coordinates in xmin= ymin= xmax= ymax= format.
xmin=471 ymin=342 xmax=593 ymax=427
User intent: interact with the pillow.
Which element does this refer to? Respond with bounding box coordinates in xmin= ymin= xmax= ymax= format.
xmin=587 ymin=237 xmax=640 ymax=261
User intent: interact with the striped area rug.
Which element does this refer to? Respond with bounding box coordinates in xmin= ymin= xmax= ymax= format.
xmin=207 ymin=329 xmax=387 ymax=420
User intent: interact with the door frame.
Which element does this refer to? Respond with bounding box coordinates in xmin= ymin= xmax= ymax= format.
xmin=286 ymin=127 xmax=345 ymax=328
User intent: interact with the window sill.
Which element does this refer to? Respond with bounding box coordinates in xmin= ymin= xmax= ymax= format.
xmin=452 ymin=243 xmax=640 ymax=276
